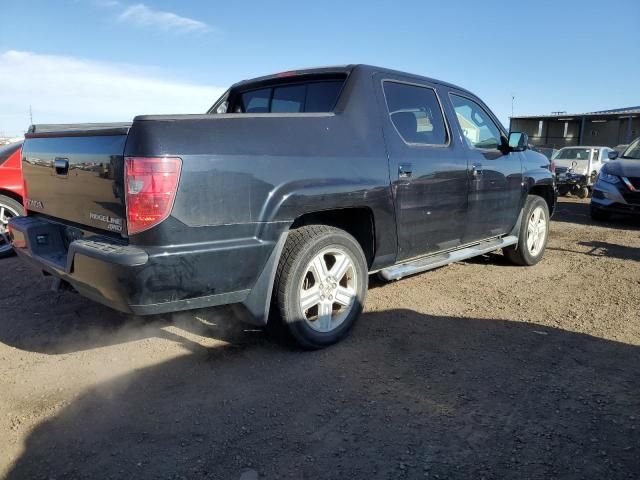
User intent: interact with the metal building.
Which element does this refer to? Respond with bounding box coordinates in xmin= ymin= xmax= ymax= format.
xmin=509 ymin=106 xmax=639 ymax=149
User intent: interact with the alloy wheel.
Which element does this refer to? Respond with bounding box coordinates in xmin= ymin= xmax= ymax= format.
xmin=299 ymin=247 xmax=358 ymax=333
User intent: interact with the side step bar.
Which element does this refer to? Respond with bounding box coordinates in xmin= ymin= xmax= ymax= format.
xmin=379 ymin=235 xmax=518 ymax=281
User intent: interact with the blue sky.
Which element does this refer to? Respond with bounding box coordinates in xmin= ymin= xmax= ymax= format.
xmin=1 ymin=0 xmax=638 ymax=136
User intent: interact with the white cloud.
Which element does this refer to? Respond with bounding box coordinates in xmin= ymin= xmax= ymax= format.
xmin=118 ymin=4 xmax=210 ymax=33
xmin=0 ymin=50 xmax=225 ymax=136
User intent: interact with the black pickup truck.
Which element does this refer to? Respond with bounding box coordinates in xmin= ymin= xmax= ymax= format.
xmin=9 ymin=65 xmax=555 ymax=348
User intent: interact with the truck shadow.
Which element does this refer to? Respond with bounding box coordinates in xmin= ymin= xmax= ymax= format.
xmin=6 ymin=309 xmax=640 ymax=480
xmin=549 ymin=240 xmax=640 ymax=263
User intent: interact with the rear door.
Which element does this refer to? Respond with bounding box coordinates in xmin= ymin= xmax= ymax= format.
xmin=376 ymin=75 xmax=469 ymax=261
xmin=445 ymin=91 xmax=523 ymax=243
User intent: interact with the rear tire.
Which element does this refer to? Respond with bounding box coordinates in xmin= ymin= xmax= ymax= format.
xmin=0 ymin=195 xmax=23 ymax=259
xmin=590 ymin=205 xmax=610 ymax=222
xmin=576 ymin=186 xmax=589 ymax=199
xmin=504 ymin=195 xmax=550 ymax=266
xmin=273 ymin=225 xmax=368 ymax=349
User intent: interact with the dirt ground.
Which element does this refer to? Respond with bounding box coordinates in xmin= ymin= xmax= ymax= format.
xmin=1 ymin=197 xmax=639 ymax=480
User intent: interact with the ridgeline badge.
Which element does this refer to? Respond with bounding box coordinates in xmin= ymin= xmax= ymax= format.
xmin=89 ymin=212 xmax=123 ymax=232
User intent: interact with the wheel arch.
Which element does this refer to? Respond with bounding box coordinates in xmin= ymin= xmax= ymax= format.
xmin=289 ymin=207 xmax=376 ymax=268
xmin=242 ymin=206 xmax=376 ymax=328
xmin=0 ymin=189 xmax=24 ymax=207
xmin=528 ymin=183 xmax=556 ymax=217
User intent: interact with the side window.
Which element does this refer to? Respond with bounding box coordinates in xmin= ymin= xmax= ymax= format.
xmin=383 ymin=81 xmax=448 ymax=145
xmin=592 ymin=149 xmax=600 ymax=162
xmin=241 ymin=88 xmax=270 ymax=113
xmin=450 ymin=94 xmax=502 ymax=150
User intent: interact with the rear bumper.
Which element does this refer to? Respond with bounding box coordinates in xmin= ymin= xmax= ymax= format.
xmin=8 ymin=216 xmax=284 ymax=321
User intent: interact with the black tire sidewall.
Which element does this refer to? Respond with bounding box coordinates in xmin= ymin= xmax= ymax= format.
xmin=577 ymin=187 xmax=589 ymax=199
xmin=281 ymin=229 xmax=367 ymax=349
xmin=0 ymin=195 xmax=24 ymax=259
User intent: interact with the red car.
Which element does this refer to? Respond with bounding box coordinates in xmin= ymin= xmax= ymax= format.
xmin=0 ymin=140 xmax=24 ymax=258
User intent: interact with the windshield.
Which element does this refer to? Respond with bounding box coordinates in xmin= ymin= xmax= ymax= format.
xmin=621 ymin=138 xmax=640 ymax=160
xmin=555 ymin=148 xmax=591 ymax=161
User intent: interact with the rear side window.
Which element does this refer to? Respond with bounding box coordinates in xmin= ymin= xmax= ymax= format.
xmin=383 ymin=82 xmax=448 ymax=145
xmin=0 ymin=142 xmax=21 ymax=166
xmin=237 ymin=80 xmax=344 ymax=113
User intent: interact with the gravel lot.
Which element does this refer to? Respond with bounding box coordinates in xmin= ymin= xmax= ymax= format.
xmin=1 ymin=197 xmax=639 ymax=480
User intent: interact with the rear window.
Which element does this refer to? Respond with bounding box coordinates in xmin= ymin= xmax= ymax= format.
xmin=235 ymin=80 xmax=344 ymax=113
xmin=0 ymin=142 xmax=21 ymax=166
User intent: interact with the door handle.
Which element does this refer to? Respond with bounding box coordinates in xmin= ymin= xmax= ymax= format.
xmin=471 ymin=163 xmax=483 ymax=179
xmin=398 ymin=163 xmax=413 ymax=178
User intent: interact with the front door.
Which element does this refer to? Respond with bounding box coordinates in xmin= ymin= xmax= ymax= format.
xmin=377 ymin=77 xmax=469 ymax=261
xmin=447 ymin=92 xmax=524 ymax=243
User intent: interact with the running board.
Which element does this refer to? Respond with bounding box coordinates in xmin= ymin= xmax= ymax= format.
xmin=379 ymin=236 xmax=518 ymax=281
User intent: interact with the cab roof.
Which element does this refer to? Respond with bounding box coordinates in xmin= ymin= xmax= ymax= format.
xmin=231 ymin=64 xmax=473 ymax=96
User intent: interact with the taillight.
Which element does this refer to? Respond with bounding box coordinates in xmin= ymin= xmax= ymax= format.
xmin=550 ymin=160 xmax=556 ymax=174
xmin=124 ymin=156 xmax=182 ymax=235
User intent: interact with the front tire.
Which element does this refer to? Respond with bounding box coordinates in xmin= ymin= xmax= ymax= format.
xmin=504 ymin=195 xmax=550 ymax=266
xmin=273 ymin=225 xmax=368 ymax=349
xmin=0 ymin=195 xmax=24 ymax=259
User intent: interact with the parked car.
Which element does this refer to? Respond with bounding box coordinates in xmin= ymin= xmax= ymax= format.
xmin=0 ymin=140 xmax=24 ymax=258
xmin=9 ymin=65 xmax=555 ymax=348
xmin=590 ymin=137 xmax=640 ymax=220
xmin=613 ymin=144 xmax=629 ymax=156
xmin=554 ymin=146 xmax=615 ymax=198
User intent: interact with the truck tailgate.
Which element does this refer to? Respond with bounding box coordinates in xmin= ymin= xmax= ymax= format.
xmin=22 ymin=124 xmax=130 ymax=235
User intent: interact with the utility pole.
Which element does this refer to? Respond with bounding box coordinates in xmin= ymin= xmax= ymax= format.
xmin=511 ymin=96 xmax=515 ymax=118
xmin=29 ymin=105 xmax=33 ymax=125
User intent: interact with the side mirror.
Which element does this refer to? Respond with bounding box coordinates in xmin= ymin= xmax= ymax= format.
xmin=608 ymin=150 xmax=619 ymax=160
xmin=508 ymin=132 xmax=528 ymax=152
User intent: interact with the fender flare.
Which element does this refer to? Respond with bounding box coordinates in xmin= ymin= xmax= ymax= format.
xmin=241 ymin=231 xmax=288 ymax=325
